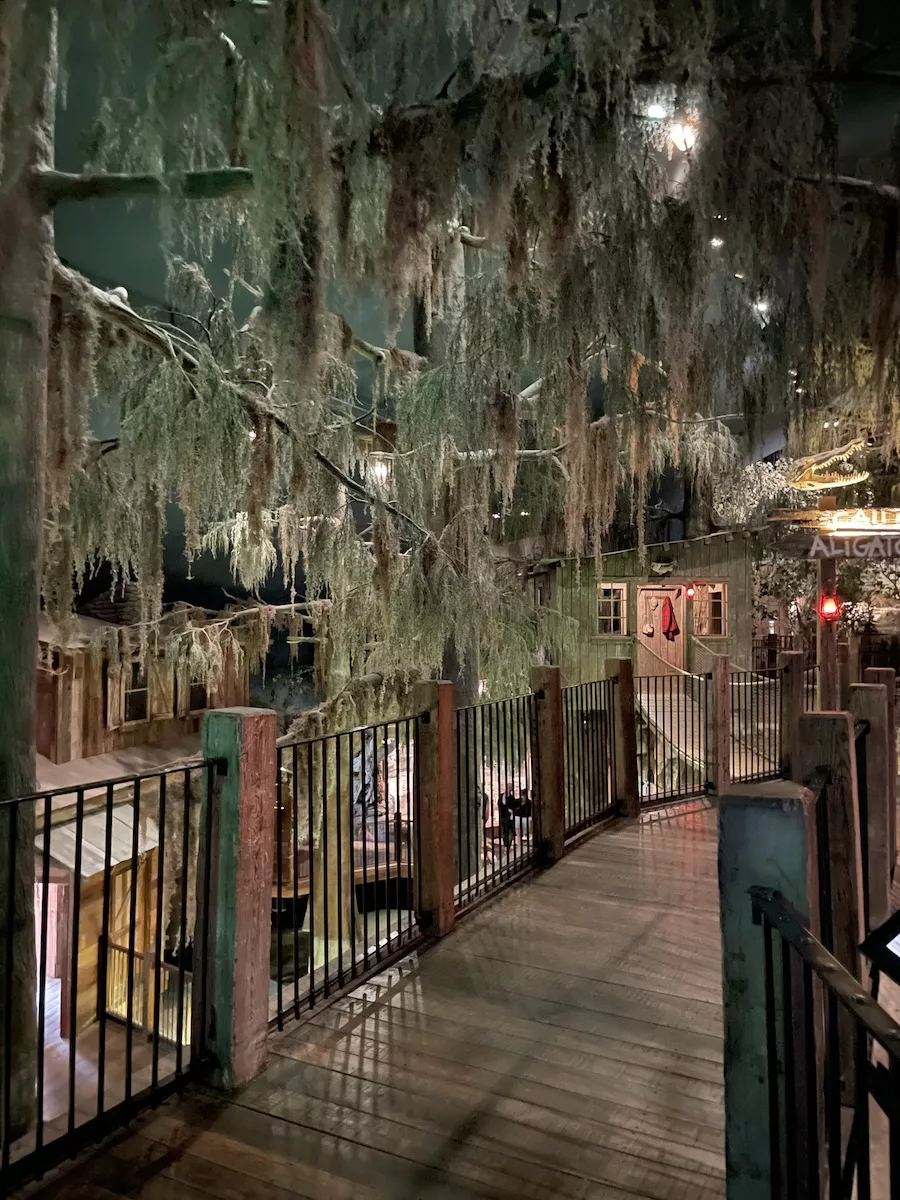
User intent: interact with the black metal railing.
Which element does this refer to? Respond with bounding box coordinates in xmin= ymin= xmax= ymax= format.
xmin=860 ymin=633 xmax=900 ymax=675
xmin=635 ymin=673 xmax=709 ymax=804
xmin=751 ymin=886 xmax=900 ymax=1198
xmin=0 ymin=761 xmax=217 ymax=1190
xmin=273 ymin=718 xmax=420 ymax=1028
xmin=731 ymin=670 xmax=782 ymax=783
xmin=562 ymin=679 xmax=617 ymax=835
xmin=454 ymin=694 xmax=537 ymax=910
xmin=804 ymin=665 xmax=819 ymax=712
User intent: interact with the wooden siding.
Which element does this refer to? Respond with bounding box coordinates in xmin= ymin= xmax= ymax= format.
xmin=37 ymin=643 xmax=249 ymax=765
xmin=539 ymin=531 xmax=760 ymax=684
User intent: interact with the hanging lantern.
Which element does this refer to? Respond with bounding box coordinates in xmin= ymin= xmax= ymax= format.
xmin=819 ymin=593 xmax=840 ymax=622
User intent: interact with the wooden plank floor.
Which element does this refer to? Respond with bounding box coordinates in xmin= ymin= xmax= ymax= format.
xmin=23 ymin=800 xmax=725 ymax=1200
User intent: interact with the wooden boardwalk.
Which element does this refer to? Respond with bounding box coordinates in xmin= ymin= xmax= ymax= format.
xmin=23 ymin=801 xmax=725 ymax=1200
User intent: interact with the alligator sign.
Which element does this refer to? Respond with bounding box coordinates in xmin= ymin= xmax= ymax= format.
xmin=783 ymin=439 xmax=871 ymax=492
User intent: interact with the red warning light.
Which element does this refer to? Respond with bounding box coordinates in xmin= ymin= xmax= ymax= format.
xmin=819 ymin=594 xmax=840 ymax=621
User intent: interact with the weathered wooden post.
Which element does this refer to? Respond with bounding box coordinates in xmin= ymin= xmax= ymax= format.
xmin=817 ymin=497 xmax=839 ymax=710
xmin=797 ymin=712 xmax=863 ymax=1101
xmin=200 ymin=707 xmax=277 ymax=1089
xmin=718 ymin=781 xmax=821 ymax=1200
xmin=707 ymin=656 xmax=731 ymax=794
xmin=603 ymin=658 xmax=639 ymax=818
xmin=849 ymin=682 xmax=891 ymax=934
xmin=864 ymin=667 xmax=897 ymax=873
xmin=779 ymin=650 xmax=804 ymax=781
xmin=837 ymin=641 xmax=850 ymax=710
xmin=412 ymin=680 xmax=456 ymax=938
xmin=531 ymin=665 xmax=566 ymax=861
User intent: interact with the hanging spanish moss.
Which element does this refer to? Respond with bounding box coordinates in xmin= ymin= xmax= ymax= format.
xmin=3 ymin=0 xmax=897 ymax=710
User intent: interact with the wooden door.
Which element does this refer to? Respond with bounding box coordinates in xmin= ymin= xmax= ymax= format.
xmin=636 ymin=586 xmax=686 ymax=676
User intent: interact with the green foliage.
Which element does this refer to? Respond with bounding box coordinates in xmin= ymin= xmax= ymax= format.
xmin=12 ymin=0 xmax=898 ymax=704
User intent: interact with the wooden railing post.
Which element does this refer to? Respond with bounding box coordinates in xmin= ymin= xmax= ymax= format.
xmin=718 ymin=780 xmax=821 ymax=1198
xmin=864 ymin=667 xmax=897 ymax=873
xmin=603 ymin=658 xmax=639 ymax=818
xmin=200 ymin=707 xmax=277 ymax=1089
xmin=779 ymin=650 xmax=804 ymax=781
xmin=412 ymin=680 xmax=456 ymax=938
xmin=707 ymin=657 xmax=731 ymax=794
xmin=850 ymin=682 xmax=891 ymax=933
xmin=797 ymin=712 xmax=863 ymax=1102
xmin=838 ymin=641 xmax=851 ymax=710
xmin=531 ymin=666 xmax=565 ymax=862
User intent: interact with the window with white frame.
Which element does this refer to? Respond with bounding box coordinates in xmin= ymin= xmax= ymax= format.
xmin=597 ymin=583 xmax=627 ymax=635
xmin=694 ymin=583 xmax=727 ymax=636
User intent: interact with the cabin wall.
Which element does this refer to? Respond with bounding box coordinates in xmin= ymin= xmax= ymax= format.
xmin=541 ymin=532 xmax=758 ymax=684
xmin=37 ymin=645 xmax=251 ymax=764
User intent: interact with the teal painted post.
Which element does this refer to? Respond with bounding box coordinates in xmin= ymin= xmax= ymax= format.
xmin=718 ymin=781 xmax=820 ymax=1200
xmin=200 ymin=707 xmax=277 ymax=1089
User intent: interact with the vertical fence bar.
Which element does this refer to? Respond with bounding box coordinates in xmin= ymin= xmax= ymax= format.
xmin=151 ymin=774 xmax=167 ymax=1088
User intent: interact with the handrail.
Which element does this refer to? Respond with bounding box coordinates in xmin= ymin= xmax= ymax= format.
xmin=637 ymin=637 xmax=706 ymax=679
xmin=749 ymin=886 xmax=900 ymax=1057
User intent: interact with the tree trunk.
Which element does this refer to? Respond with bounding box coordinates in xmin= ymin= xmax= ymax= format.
xmin=0 ymin=6 xmax=55 ymax=1146
xmin=413 ymin=232 xmax=482 ymax=885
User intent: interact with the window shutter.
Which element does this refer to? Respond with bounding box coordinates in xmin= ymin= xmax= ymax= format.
xmin=106 ymin=660 xmax=124 ymax=729
xmin=149 ymin=658 xmax=175 ymax=719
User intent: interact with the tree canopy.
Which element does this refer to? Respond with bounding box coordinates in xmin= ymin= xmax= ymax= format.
xmin=3 ymin=0 xmax=899 ymax=706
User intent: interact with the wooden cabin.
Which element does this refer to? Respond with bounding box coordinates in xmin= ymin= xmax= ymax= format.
xmin=531 ymin=530 xmax=762 ymax=683
xmin=36 ymin=610 xmax=249 ymax=767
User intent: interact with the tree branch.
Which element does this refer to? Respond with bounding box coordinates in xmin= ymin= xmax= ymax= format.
xmin=34 ymin=166 xmax=254 ymax=206
xmin=57 ymin=260 xmax=430 ymax=540
xmin=794 ymin=173 xmax=900 ymax=203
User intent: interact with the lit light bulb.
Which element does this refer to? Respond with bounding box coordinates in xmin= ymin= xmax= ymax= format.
xmin=753 ymin=298 xmax=770 ymax=315
xmin=669 ymin=121 xmax=697 ymax=153
xmin=519 ymin=510 xmax=530 ymax=517
xmin=369 ymin=457 xmax=391 ymax=483
xmin=248 ymin=428 xmax=257 ymax=440
xmin=823 ymin=421 xmax=830 ymax=429
xmin=710 ymin=237 xmax=724 ymax=249
xmin=788 ymin=368 xmax=798 ymax=378
xmin=645 ymin=103 xmax=667 ymax=120
xmin=492 ymin=513 xmax=501 ymax=520
xmin=833 ymin=420 xmax=839 ymax=428
xmin=734 ymin=272 xmax=746 ymax=281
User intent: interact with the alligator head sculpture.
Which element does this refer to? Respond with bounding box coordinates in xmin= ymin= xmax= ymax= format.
xmin=784 ymin=437 xmax=871 ymax=492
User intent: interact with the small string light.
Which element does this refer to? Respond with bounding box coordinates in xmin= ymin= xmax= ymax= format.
xmin=710 ymin=237 xmax=724 ymax=249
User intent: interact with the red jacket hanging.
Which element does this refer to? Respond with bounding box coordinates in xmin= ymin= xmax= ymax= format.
xmin=661 ymin=596 xmax=680 ymax=641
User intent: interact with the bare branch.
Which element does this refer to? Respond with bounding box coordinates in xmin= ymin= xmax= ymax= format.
xmin=793 ymin=173 xmax=900 ymax=203
xmin=59 ymin=260 xmax=430 ymax=541
xmin=34 ymin=166 xmax=254 ymax=206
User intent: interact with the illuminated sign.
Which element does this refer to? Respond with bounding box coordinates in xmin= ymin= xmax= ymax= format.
xmin=809 ymin=535 xmax=900 ymax=559
xmin=771 ymin=508 xmax=900 ymax=532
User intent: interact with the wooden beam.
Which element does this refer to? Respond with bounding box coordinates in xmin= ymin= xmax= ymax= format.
xmin=412 ymin=681 xmax=455 ymax=937
xmin=797 ymin=711 xmax=863 ymax=1101
xmin=603 ymin=658 xmax=639 ymax=818
xmin=864 ymin=667 xmax=897 ymax=874
xmin=707 ymin=657 xmax=731 ymax=795
xmin=779 ymin=650 xmax=805 ymax=781
xmin=199 ymin=707 xmax=277 ymax=1089
xmin=531 ymin=666 xmax=566 ymax=860
xmin=849 ymin=683 xmax=891 ymax=934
